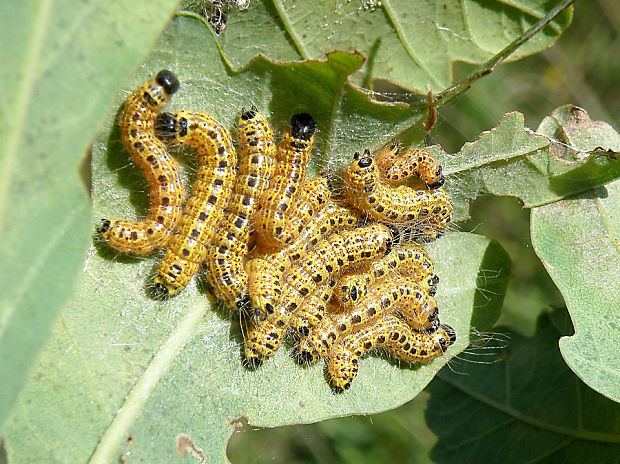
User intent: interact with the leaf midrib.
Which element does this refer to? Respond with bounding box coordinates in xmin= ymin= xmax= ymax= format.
xmin=88 ymin=298 xmax=210 ymax=464
xmin=273 ymin=0 xmax=311 ymax=60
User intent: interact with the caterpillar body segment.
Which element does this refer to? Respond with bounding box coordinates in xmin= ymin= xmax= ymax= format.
xmin=374 ymin=145 xmax=445 ymax=188
xmin=243 ymin=317 xmax=281 ymax=369
xmin=255 ymin=113 xmax=317 ymax=249
xmin=383 ymin=323 xmax=456 ymax=365
xmin=152 ymin=111 xmax=236 ymax=297
xmin=100 ymin=70 xmax=184 ymax=254
xmin=206 ymin=108 xmax=276 ymax=310
xmin=298 ymin=278 xmax=439 ymax=364
xmin=290 ymin=278 xmax=337 ymax=337
xmin=259 ymin=223 xmax=394 ymax=322
xmin=414 ymin=189 xmax=454 ymax=240
xmin=343 ymin=150 xmax=453 ymax=240
xmin=328 ymin=315 xmax=456 ymax=393
xmin=247 ymin=202 xmax=358 ymax=321
xmin=277 ymin=177 xmax=331 ymax=247
xmin=333 ymin=243 xmax=439 ymax=310
xmin=246 ymin=257 xmax=283 ymax=317
xmin=328 ymin=314 xmax=402 ymax=393
xmin=245 ymin=224 xmax=396 ymax=366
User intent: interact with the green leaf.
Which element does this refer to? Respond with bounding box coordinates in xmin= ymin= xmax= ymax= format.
xmin=439 ymin=107 xmax=620 ymax=222
xmin=531 ymin=179 xmax=620 ymax=402
xmin=3 ymin=14 xmax=510 ymax=464
xmin=529 ymin=104 xmax=619 ymax=402
xmin=426 ymin=310 xmax=620 ymax=463
xmin=0 ymin=0 xmax=180 ymax=428
xmin=214 ymin=0 xmax=572 ymax=92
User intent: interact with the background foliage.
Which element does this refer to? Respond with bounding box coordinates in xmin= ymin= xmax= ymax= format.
xmin=0 ymin=0 xmax=618 ymax=463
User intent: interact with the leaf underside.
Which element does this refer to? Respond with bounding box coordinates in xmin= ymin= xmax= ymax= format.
xmin=216 ymin=0 xmax=572 ymax=93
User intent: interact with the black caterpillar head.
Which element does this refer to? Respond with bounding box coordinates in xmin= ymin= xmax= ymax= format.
xmin=240 ymin=107 xmax=257 ymax=121
xmin=155 ymin=112 xmax=178 ymax=140
xmin=155 ymin=69 xmax=180 ymax=95
xmin=290 ymin=113 xmax=316 ymax=141
xmin=357 ymin=148 xmax=373 ymax=168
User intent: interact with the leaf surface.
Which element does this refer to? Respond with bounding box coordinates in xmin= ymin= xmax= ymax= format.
xmin=0 ymin=0 xmax=180 ymax=427
xmin=531 ymin=180 xmax=620 ymax=402
xmin=439 ymin=106 xmax=620 ymax=222
xmin=529 ymin=105 xmax=620 ymax=401
xmin=215 ymin=0 xmax=572 ymax=92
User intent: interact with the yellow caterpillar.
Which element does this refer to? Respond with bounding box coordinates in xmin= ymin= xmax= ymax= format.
xmin=333 ymin=243 xmax=439 ymax=310
xmin=255 ymin=113 xmax=317 ymax=249
xmin=246 ymin=200 xmax=358 ymax=319
xmin=328 ymin=314 xmax=456 ymax=392
xmin=244 ymin=223 xmax=397 ymax=367
xmin=343 ymin=150 xmax=453 ymax=240
xmin=272 ymin=176 xmax=332 ymax=249
xmin=151 ymin=111 xmax=237 ymax=297
xmin=99 ymin=70 xmax=185 ymax=254
xmin=374 ymin=144 xmax=445 ymax=188
xmin=297 ymin=277 xmax=440 ymax=364
xmin=290 ymin=279 xmax=337 ymax=336
xmin=205 ymin=108 xmax=276 ymax=310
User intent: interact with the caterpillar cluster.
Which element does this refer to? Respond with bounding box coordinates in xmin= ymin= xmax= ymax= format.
xmin=98 ymin=70 xmax=455 ymax=393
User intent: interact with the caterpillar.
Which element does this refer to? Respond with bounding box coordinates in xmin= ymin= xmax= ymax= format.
xmin=205 ymin=108 xmax=276 ymax=310
xmin=99 ymin=70 xmax=185 ymax=254
xmin=246 ymin=200 xmax=358 ymax=319
xmin=152 ymin=111 xmax=237 ymax=297
xmin=343 ymin=150 xmax=453 ymax=240
xmin=270 ymin=176 xmax=332 ymax=251
xmin=244 ymin=223 xmax=397 ymax=367
xmin=297 ymin=278 xmax=440 ymax=364
xmin=254 ymin=113 xmax=317 ymax=249
xmin=332 ymin=243 xmax=439 ymax=310
xmin=374 ymin=144 xmax=445 ymax=188
xmin=290 ymin=278 xmax=337 ymax=336
xmin=328 ymin=314 xmax=456 ymax=393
